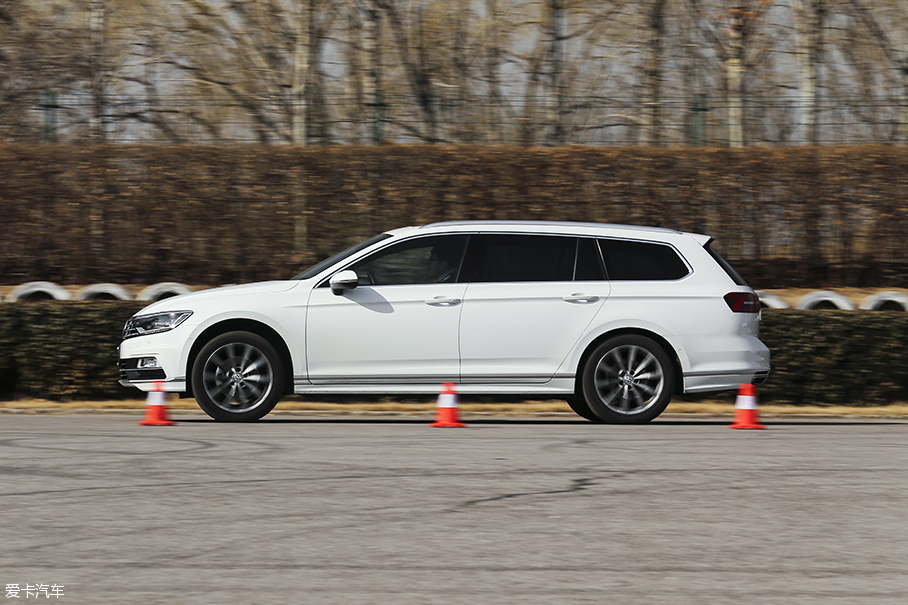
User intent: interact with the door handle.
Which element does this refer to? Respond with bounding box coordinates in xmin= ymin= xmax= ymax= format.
xmin=563 ymin=294 xmax=600 ymax=304
xmin=425 ymin=296 xmax=462 ymax=307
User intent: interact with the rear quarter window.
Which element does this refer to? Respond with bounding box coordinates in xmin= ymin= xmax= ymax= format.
xmin=704 ymin=240 xmax=748 ymax=286
xmin=599 ymin=238 xmax=690 ymax=281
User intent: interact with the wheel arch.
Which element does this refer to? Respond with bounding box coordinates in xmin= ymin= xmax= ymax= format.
xmin=185 ymin=319 xmax=295 ymax=398
xmin=573 ymin=328 xmax=684 ymax=397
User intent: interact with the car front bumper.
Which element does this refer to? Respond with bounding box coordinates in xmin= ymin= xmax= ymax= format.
xmin=118 ymin=336 xmax=188 ymax=393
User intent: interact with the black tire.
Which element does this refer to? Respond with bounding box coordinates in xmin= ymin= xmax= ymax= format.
xmin=191 ymin=331 xmax=284 ymax=422
xmin=581 ymin=335 xmax=674 ymax=424
xmin=565 ymin=396 xmax=603 ymax=422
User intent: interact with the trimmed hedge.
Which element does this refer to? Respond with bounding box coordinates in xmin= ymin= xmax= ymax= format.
xmin=0 ymin=302 xmax=146 ymax=400
xmin=759 ymin=310 xmax=908 ymax=405
xmin=2 ymin=144 xmax=908 ymax=289
xmin=1 ymin=303 xmax=907 ymax=405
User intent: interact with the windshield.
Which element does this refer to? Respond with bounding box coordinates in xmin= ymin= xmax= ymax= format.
xmin=293 ymin=234 xmax=393 ymax=280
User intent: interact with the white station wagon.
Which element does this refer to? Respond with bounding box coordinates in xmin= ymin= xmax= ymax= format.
xmin=119 ymin=221 xmax=770 ymax=423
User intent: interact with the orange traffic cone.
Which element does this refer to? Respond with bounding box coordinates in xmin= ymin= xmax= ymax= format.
xmin=729 ymin=383 xmax=765 ymax=429
xmin=138 ymin=380 xmax=175 ymax=426
xmin=430 ymin=382 xmax=466 ymax=428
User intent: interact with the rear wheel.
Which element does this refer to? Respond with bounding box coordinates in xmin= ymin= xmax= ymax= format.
xmin=192 ymin=331 xmax=284 ymax=422
xmin=581 ymin=335 xmax=674 ymax=424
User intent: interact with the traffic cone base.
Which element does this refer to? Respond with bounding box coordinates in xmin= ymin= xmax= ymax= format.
xmin=730 ymin=383 xmax=765 ymax=430
xmin=139 ymin=381 xmax=175 ymax=426
xmin=431 ymin=382 xmax=466 ymax=428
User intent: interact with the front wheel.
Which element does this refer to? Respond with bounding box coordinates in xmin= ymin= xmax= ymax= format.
xmin=565 ymin=396 xmax=603 ymax=422
xmin=581 ymin=335 xmax=674 ymax=424
xmin=191 ymin=331 xmax=284 ymax=422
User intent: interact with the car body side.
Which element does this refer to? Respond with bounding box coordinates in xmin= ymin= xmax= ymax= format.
xmin=119 ymin=222 xmax=770 ymax=402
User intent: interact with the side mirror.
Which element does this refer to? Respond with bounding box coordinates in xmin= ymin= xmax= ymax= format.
xmin=329 ymin=270 xmax=359 ymax=295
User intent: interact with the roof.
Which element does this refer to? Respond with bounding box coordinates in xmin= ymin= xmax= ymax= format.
xmin=415 ymin=220 xmax=687 ymax=236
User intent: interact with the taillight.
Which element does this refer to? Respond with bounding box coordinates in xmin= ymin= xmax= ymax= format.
xmin=724 ymin=292 xmax=761 ymax=313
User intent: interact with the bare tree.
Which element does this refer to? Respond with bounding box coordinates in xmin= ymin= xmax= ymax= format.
xmin=5 ymin=0 xmax=908 ymax=146
xmin=844 ymin=0 xmax=908 ymax=141
xmin=372 ymin=0 xmax=442 ymax=142
xmin=166 ymin=0 xmax=339 ymax=144
xmin=0 ymin=1 xmax=39 ymax=140
xmin=0 ymin=1 xmax=92 ymax=141
xmin=684 ymin=0 xmax=786 ymax=147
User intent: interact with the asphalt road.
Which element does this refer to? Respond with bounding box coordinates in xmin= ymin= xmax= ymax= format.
xmin=2 ymin=413 xmax=907 ymax=604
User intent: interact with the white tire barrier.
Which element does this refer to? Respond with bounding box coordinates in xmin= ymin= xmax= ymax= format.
xmin=137 ymin=282 xmax=193 ymax=301
xmin=76 ymin=283 xmax=134 ymax=301
xmin=859 ymin=291 xmax=908 ymax=312
xmin=7 ymin=281 xmax=73 ymax=302
xmin=796 ymin=290 xmax=855 ymax=310
xmin=755 ymin=291 xmax=789 ymax=309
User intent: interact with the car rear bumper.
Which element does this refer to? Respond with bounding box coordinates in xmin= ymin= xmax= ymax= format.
xmin=683 ymin=369 xmax=770 ymax=393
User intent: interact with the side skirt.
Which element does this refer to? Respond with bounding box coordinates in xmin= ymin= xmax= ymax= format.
xmin=292 ymin=376 xmax=576 ymax=396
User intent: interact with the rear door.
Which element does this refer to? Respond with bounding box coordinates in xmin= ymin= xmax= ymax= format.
xmin=458 ymin=234 xmax=609 ymax=384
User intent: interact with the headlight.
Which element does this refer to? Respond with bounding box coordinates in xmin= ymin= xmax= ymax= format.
xmin=123 ymin=311 xmax=193 ymax=339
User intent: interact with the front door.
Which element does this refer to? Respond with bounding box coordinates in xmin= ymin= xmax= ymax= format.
xmin=305 ymin=234 xmax=469 ymax=385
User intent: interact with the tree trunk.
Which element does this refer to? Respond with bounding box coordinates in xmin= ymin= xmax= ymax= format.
xmin=725 ymin=8 xmax=744 ymax=148
xmin=547 ymin=0 xmax=566 ymax=144
xmin=900 ymin=73 xmax=908 ymax=142
xmin=793 ymin=0 xmax=825 ymax=144
xmin=89 ymin=0 xmax=106 ymax=142
xmin=291 ymin=0 xmax=310 ymax=146
xmin=485 ymin=0 xmax=504 ymax=143
xmin=363 ymin=1 xmax=384 ymax=145
xmin=643 ymin=0 xmax=666 ymax=146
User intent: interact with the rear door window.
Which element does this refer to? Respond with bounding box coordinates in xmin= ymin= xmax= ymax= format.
xmin=462 ymin=234 xmax=576 ymax=282
xmin=599 ymin=238 xmax=690 ymax=281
